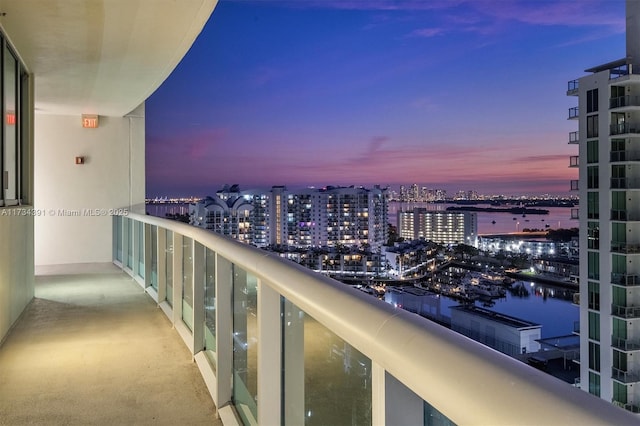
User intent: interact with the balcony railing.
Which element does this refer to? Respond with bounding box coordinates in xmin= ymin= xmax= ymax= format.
xmin=612 ymin=367 xmax=640 ymax=384
xmin=612 ymin=336 xmax=640 ymax=351
xmin=610 ymin=95 xmax=640 ymax=109
xmin=573 ymin=320 xmax=580 ymax=334
xmin=568 ymin=106 xmax=579 ymax=119
xmin=569 ymin=155 xmax=579 ymax=168
xmin=611 ymin=241 xmax=640 ymax=254
xmin=611 ymin=150 xmax=640 ymax=162
xmin=612 ymin=303 xmax=640 ymax=319
xmin=570 ymin=180 xmax=579 ymax=191
xmin=611 ymin=209 xmax=640 ymax=221
xmin=611 ymin=177 xmax=640 ymax=189
xmin=612 ymin=272 xmax=640 ymax=286
xmin=610 ymin=63 xmax=633 ymax=80
xmin=111 ymin=211 xmax=639 ymax=426
xmin=610 ymin=122 xmax=640 ymax=135
xmin=571 ymin=208 xmax=579 ymax=220
xmin=568 ymin=131 xmax=579 ymax=144
xmin=567 ymin=79 xmax=579 ymax=95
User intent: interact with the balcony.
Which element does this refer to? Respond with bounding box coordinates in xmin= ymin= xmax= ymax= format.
xmin=568 ymin=131 xmax=579 ymax=144
xmin=612 ymin=367 xmax=640 ymax=384
xmin=611 ymin=177 xmax=640 ymax=189
xmin=612 ymin=304 xmax=640 ymax=319
xmin=610 ymin=122 xmax=640 ymax=135
xmin=612 ymin=336 xmax=640 ymax=351
xmin=567 ymin=79 xmax=579 ymax=96
xmin=570 ymin=180 xmax=579 ymax=191
xmin=102 ymin=212 xmax=640 ymax=425
xmin=611 ymin=241 xmax=640 ymax=254
xmin=569 ymin=156 xmax=579 ymax=168
xmin=611 ymin=209 xmax=640 ymax=221
xmin=612 ymin=273 xmax=640 ymax=286
xmin=611 ymin=150 xmax=640 ymax=162
xmin=568 ymin=106 xmax=579 ymax=120
xmin=571 ymin=208 xmax=579 ymax=220
xmin=610 ymin=95 xmax=640 ymax=109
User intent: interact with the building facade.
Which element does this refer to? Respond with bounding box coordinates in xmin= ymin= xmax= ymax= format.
xmin=570 ymin=0 xmax=640 ymax=412
xmin=398 ymin=208 xmax=478 ymax=246
xmin=190 ymin=185 xmax=389 ymax=250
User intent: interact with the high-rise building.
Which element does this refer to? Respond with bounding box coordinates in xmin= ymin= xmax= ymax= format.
xmin=398 ymin=208 xmax=477 ymax=246
xmin=191 ymin=185 xmax=388 ymax=250
xmin=569 ymin=0 xmax=640 ymax=412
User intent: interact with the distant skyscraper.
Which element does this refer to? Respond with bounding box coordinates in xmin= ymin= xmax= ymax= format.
xmin=569 ymin=0 xmax=640 ymax=412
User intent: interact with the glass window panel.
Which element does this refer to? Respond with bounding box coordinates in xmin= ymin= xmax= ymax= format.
xmin=283 ymin=298 xmax=372 ymax=426
xmin=4 ymin=45 xmax=16 ymax=202
xmin=589 ymin=372 xmax=600 ymax=397
xmin=204 ymin=247 xmax=216 ymax=369
xmin=587 ymin=192 xmax=599 ymax=219
xmin=588 ymin=311 xmax=599 ymax=341
xmin=182 ymin=237 xmax=194 ymax=331
xmin=587 ymin=251 xmax=599 ymax=280
xmin=166 ymin=230 xmax=173 ymax=307
xmin=589 ymin=342 xmax=600 ymax=372
xmin=233 ymin=266 xmax=258 ymax=425
xmin=613 ymin=382 xmax=628 ymax=405
xmin=588 ymin=281 xmax=600 ymax=311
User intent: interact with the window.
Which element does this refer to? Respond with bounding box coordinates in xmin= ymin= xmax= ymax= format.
xmin=587 ymin=89 xmax=598 ymax=113
xmin=587 ymin=139 xmax=598 ymax=163
xmin=588 ymin=281 xmax=600 ymax=311
xmin=589 ymin=372 xmax=600 ymax=397
xmin=587 ymin=222 xmax=599 ymax=249
xmin=588 ymin=251 xmax=599 ymax=280
xmin=587 ymin=192 xmax=599 ymax=219
xmin=613 ymin=382 xmax=627 ymax=405
xmin=588 ymin=311 xmax=600 ymax=341
xmin=589 ymin=341 xmax=600 ymax=371
xmin=587 ymin=115 xmax=599 ymax=138
xmin=587 ymin=166 xmax=599 ymax=189
xmin=0 ymin=37 xmax=30 ymax=207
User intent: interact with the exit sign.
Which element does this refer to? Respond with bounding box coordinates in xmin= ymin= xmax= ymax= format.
xmin=82 ymin=114 xmax=99 ymax=128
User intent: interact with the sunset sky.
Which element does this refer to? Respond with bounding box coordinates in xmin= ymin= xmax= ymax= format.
xmin=146 ymin=0 xmax=626 ymax=197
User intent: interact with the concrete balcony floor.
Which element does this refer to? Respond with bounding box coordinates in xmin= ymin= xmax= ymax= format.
xmin=0 ymin=263 xmax=221 ymax=425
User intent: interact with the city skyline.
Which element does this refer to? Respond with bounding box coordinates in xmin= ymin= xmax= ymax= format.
xmin=146 ymin=0 xmax=625 ymax=197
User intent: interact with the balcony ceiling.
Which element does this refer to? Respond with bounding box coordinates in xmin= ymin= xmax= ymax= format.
xmin=0 ymin=0 xmax=216 ymax=116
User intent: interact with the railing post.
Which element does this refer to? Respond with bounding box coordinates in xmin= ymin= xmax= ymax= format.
xmin=215 ymin=255 xmax=233 ymax=408
xmin=157 ymin=228 xmax=167 ymax=302
xmin=372 ymin=362 xmax=386 ymax=426
xmin=173 ymin=233 xmax=183 ymax=325
xmin=257 ymin=279 xmax=282 ymax=425
xmin=144 ymin=223 xmax=152 ymax=288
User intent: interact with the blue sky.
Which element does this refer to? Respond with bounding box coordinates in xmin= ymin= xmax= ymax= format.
xmin=146 ymin=0 xmax=626 ymax=197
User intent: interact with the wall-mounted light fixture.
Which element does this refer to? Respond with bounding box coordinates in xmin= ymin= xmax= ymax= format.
xmin=75 ymin=156 xmax=85 ymax=165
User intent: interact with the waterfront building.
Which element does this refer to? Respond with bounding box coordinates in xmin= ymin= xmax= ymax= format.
xmin=398 ymin=208 xmax=478 ymax=246
xmin=478 ymin=235 xmax=566 ymax=257
xmin=450 ymin=305 xmax=541 ymax=357
xmin=2 ymin=2 xmax=639 ymax=425
xmin=191 ymin=185 xmax=388 ymax=250
xmin=189 ymin=185 xmax=269 ymax=247
xmin=568 ymin=0 xmax=640 ymax=411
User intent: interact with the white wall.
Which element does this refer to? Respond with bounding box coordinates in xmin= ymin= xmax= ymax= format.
xmin=34 ymin=104 xmax=145 ymax=265
xmin=0 ymin=214 xmax=34 ymax=343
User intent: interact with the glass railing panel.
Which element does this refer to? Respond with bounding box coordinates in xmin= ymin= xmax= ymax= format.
xmin=166 ymin=230 xmax=174 ymax=307
xmin=283 ymin=298 xmax=372 ymax=426
xmin=424 ymin=400 xmax=456 ymax=426
xmin=233 ymin=265 xmax=258 ymax=425
xmin=182 ymin=237 xmax=194 ymax=331
xmin=124 ymin=217 xmax=133 ymax=269
xmin=113 ymin=215 xmax=122 ymax=262
xmin=136 ymin=220 xmax=144 ymax=279
xmin=204 ymin=247 xmax=216 ymax=370
xmin=150 ymin=225 xmax=158 ymax=290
